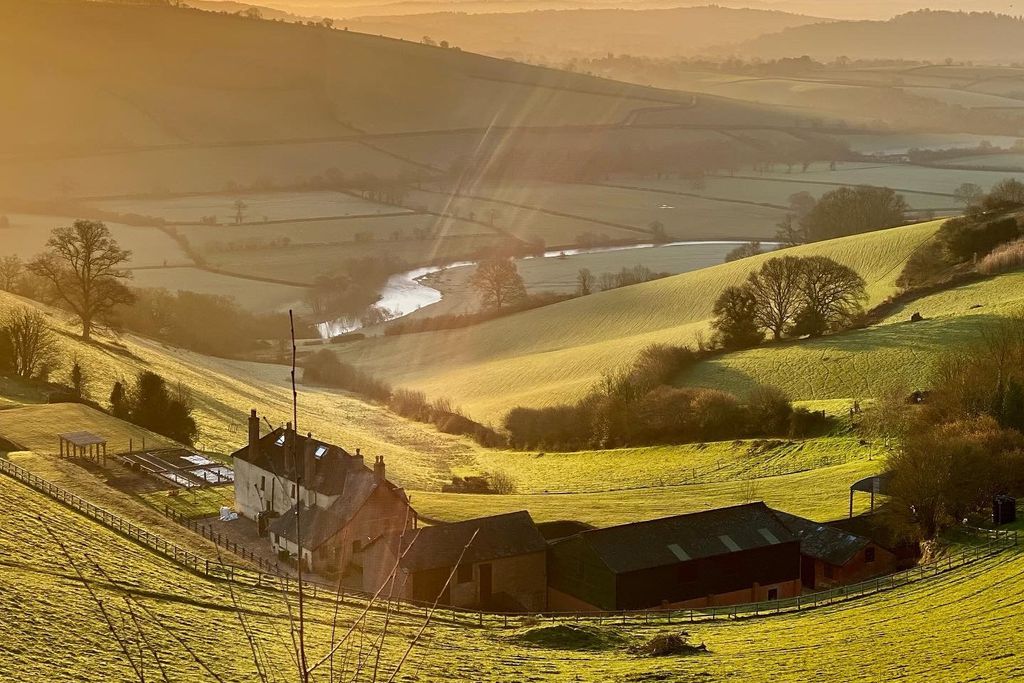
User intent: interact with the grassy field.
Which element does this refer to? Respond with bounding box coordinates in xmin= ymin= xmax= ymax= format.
xmin=333 ymin=220 xmax=942 ymax=422
xmin=0 ymin=214 xmax=192 ymax=268
xmin=0 ymin=403 xmax=177 ymax=455
xmin=5 ymin=468 xmax=1024 ymax=682
xmin=0 ymin=291 xmax=483 ymax=491
xmin=88 ymin=191 xmax=406 ymax=224
xmin=681 ymin=269 xmax=1024 ymax=401
xmin=128 ymin=266 xmax=309 ymax=312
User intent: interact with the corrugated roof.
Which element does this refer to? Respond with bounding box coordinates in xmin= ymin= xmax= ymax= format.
xmin=771 ymin=510 xmax=870 ymax=566
xmin=572 ymin=502 xmax=797 ymax=575
xmin=400 ymin=511 xmax=547 ymax=573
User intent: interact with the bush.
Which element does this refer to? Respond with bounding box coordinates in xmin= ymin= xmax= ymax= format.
xmin=302 ymin=350 xmax=392 ymax=402
xmin=978 ymin=238 xmax=1024 ymax=275
xmin=937 ymin=216 xmax=1021 ymax=263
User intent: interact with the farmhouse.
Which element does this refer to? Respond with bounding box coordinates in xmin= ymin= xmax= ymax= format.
xmin=547 ymin=503 xmax=802 ymax=612
xmin=772 ymin=510 xmax=896 ymax=590
xmin=231 ymin=410 xmax=414 ymax=575
xmin=368 ymin=511 xmax=548 ymax=611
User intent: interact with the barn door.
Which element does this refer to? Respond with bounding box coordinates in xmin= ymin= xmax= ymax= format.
xmin=479 ymin=563 xmax=493 ymax=606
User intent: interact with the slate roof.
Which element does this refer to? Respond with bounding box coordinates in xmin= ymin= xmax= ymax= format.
xmin=400 ymin=511 xmax=547 ymax=573
xmin=269 ymin=472 xmax=409 ymax=550
xmin=771 ymin=510 xmax=870 ymax=566
xmin=231 ymin=428 xmax=353 ymax=495
xmin=565 ymin=503 xmax=798 ymax=575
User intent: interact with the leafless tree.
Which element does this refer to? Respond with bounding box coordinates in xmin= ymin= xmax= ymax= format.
xmin=469 ymin=258 xmax=526 ymax=309
xmin=746 ymin=256 xmax=805 ymax=340
xmin=28 ymin=220 xmax=133 ymax=340
xmin=576 ymin=268 xmax=595 ymax=296
xmin=0 ymin=255 xmax=22 ymax=291
xmin=1 ymin=307 xmax=59 ymax=378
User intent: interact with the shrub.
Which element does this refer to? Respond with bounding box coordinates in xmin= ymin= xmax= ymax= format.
xmin=978 ymin=238 xmax=1024 ymax=275
xmin=302 ymin=349 xmax=392 ymax=403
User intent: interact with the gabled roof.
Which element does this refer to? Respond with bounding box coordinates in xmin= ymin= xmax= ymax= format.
xmin=562 ymin=503 xmax=797 ymax=575
xmin=231 ymin=428 xmax=353 ymax=495
xmin=771 ymin=510 xmax=870 ymax=566
xmin=400 ymin=511 xmax=547 ymax=573
xmin=269 ymin=472 xmax=409 ymax=551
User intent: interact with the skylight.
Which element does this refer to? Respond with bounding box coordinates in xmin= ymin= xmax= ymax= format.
xmin=314 ymin=445 xmax=328 ymax=459
xmin=274 ymin=434 xmax=286 ymax=447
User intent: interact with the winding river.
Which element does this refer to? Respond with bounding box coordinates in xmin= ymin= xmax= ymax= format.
xmin=318 ymin=240 xmax=769 ymax=338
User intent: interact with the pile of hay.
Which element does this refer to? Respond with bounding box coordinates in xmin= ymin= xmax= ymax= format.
xmin=633 ymin=632 xmax=708 ymax=657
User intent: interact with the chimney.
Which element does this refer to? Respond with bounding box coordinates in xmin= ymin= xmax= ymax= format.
xmin=303 ymin=432 xmax=315 ymax=487
xmin=374 ymin=455 xmax=385 ymax=483
xmin=248 ymin=409 xmax=260 ymax=462
xmin=353 ymin=447 xmax=364 ymax=467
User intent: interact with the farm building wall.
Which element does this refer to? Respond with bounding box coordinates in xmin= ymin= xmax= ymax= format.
xmin=234 ymin=459 xmax=340 ymax=520
xmin=808 ymin=543 xmax=897 ymax=589
xmin=310 ymin=486 xmax=413 ymax=575
xmin=614 ymin=541 xmax=802 ymax=610
xmin=403 ymin=551 xmax=547 ymax=611
xmin=547 ymin=536 xmax=617 ymax=611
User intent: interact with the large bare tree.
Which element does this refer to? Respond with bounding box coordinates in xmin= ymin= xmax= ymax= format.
xmin=0 ymin=307 xmax=59 ymax=379
xmin=469 ymin=258 xmax=526 ymax=310
xmin=28 ymin=220 xmax=133 ymax=340
xmin=746 ymin=256 xmax=804 ymax=340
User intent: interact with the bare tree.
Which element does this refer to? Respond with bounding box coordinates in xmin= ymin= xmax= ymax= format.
xmin=0 ymin=255 xmax=22 ymax=291
xmin=953 ymin=182 xmax=984 ymax=208
xmin=0 ymin=307 xmax=60 ymax=379
xmin=28 ymin=220 xmax=134 ymax=340
xmin=576 ymin=268 xmax=595 ymax=296
xmin=233 ymin=199 xmax=248 ymax=224
xmin=746 ymin=256 xmax=805 ymax=340
xmin=469 ymin=258 xmax=526 ymax=309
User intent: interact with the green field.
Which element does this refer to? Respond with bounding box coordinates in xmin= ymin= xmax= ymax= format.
xmin=333 ymin=220 xmax=942 ymax=422
xmin=129 ymin=266 xmax=309 ymax=312
xmin=681 ymin=269 xmax=1024 ymax=401
xmin=5 ymin=468 xmax=1024 ymax=682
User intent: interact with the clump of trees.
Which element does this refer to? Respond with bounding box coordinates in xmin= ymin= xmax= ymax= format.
xmin=725 ymin=241 xmax=764 ymax=262
xmin=881 ymin=315 xmax=1024 ymax=539
xmin=110 ymin=371 xmax=199 ymax=445
xmin=711 ymin=255 xmax=868 ymax=350
xmin=775 ymin=186 xmax=908 ymax=245
xmin=28 ymin=220 xmax=134 ymax=340
xmin=503 ymin=344 xmax=825 ymax=450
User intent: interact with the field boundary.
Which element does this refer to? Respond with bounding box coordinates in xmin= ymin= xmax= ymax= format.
xmin=0 ymin=456 xmax=1016 ymax=629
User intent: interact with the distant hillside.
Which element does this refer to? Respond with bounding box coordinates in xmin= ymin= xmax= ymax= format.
xmin=342 ymin=6 xmax=823 ymax=60
xmin=727 ymin=10 xmax=1024 ymax=63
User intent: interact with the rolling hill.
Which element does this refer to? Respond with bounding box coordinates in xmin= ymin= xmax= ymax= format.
xmin=330 ymin=219 xmax=942 ymax=422
xmin=341 ymin=6 xmax=824 ymax=60
xmin=727 ymin=10 xmax=1024 ymax=63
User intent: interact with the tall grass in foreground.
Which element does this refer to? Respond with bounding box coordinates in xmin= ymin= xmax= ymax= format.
xmin=978 ymin=239 xmax=1024 ymax=275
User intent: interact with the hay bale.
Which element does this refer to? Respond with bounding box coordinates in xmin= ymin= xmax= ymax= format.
xmin=633 ymin=632 xmax=708 ymax=657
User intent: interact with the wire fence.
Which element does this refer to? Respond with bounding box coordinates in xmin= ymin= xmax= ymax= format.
xmin=0 ymin=457 xmax=1017 ymax=630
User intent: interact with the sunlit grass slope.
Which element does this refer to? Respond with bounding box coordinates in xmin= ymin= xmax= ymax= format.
xmin=0 ymin=291 xmax=482 ymax=490
xmin=682 ymin=268 xmax=1024 ymax=400
xmin=334 ymin=220 xmax=942 ymax=422
xmin=5 ymin=463 xmax=1023 ymax=682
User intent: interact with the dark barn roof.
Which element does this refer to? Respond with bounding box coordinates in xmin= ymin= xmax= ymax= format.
xmin=772 ymin=510 xmax=870 ymax=566
xmin=565 ymin=503 xmax=798 ymax=575
xmin=401 ymin=511 xmax=547 ymax=573
xmin=232 ymin=428 xmax=354 ymax=495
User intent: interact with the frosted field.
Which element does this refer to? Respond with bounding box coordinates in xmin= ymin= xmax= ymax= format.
xmin=87 ymin=190 xmax=405 ymax=223
xmin=0 ymin=213 xmax=191 ymax=267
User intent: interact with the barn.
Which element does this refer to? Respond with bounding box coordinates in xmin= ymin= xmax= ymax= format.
xmin=771 ymin=510 xmax=897 ymax=589
xmin=368 ymin=511 xmax=548 ymax=612
xmin=547 ymin=502 xmax=802 ymax=612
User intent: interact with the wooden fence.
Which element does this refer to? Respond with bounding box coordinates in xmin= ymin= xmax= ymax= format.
xmin=0 ymin=457 xmax=1017 ymax=629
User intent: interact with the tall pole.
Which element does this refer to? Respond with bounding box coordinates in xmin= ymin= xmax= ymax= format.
xmin=290 ymin=309 xmax=309 ymax=682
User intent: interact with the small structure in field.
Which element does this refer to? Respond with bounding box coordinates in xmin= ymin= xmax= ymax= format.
xmin=367 ymin=511 xmax=548 ymax=611
xmin=58 ymin=431 xmax=108 ymax=464
xmin=547 ymin=502 xmax=802 ymax=612
xmin=849 ymin=473 xmax=891 ymax=517
xmin=120 ymin=448 xmax=233 ymax=489
xmin=232 ymin=409 xmax=414 ymax=575
xmin=771 ymin=510 xmax=896 ymax=590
